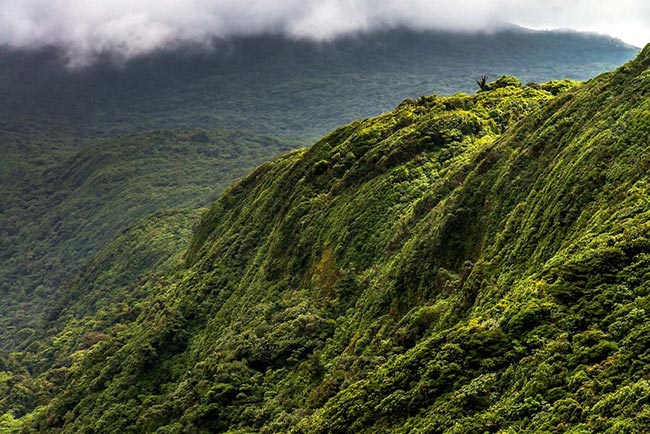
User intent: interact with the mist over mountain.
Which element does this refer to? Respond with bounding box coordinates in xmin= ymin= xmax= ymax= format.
xmin=1 ymin=0 xmax=648 ymax=62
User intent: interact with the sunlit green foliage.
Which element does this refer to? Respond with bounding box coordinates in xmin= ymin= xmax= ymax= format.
xmin=3 ymin=44 xmax=650 ymax=434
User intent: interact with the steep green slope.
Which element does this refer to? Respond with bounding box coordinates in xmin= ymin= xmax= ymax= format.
xmin=0 ymin=26 xmax=636 ymax=360
xmin=11 ymin=49 xmax=650 ymax=434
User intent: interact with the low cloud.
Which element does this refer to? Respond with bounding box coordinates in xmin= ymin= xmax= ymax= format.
xmin=0 ymin=0 xmax=646 ymax=65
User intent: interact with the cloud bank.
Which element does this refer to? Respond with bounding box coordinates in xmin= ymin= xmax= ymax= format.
xmin=0 ymin=0 xmax=646 ymax=65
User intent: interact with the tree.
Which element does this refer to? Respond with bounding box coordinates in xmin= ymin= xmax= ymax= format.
xmin=476 ymin=76 xmax=489 ymax=91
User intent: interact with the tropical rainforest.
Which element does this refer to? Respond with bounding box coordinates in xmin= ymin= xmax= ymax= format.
xmin=1 ymin=27 xmax=649 ymax=433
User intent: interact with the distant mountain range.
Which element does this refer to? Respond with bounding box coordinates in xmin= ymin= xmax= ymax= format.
xmin=0 ymin=27 xmax=638 ymax=140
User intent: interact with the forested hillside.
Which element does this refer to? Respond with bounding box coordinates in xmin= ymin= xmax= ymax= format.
xmin=0 ymin=129 xmax=293 ymax=350
xmin=3 ymin=43 xmax=650 ymax=432
xmin=0 ymin=27 xmax=635 ymax=360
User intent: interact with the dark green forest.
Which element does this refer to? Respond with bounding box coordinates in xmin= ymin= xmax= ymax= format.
xmin=1 ymin=28 xmax=649 ymax=433
xmin=0 ymin=27 xmax=637 ymax=140
xmin=1 ymin=129 xmax=295 ymax=351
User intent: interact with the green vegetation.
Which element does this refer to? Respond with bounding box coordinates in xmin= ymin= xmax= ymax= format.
xmin=0 ymin=129 xmax=294 ymax=351
xmin=0 ymin=30 xmax=647 ymax=434
xmin=5 ymin=44 xmax=650 ymax=431
xmin=0 ymin=27 xmax=636 ymax=361
xmin=0 ymin=208 xmax=202 ymax=422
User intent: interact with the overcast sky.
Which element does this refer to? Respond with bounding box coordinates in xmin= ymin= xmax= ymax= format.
xmin=0 ymin=0 xmax=647 ymax=64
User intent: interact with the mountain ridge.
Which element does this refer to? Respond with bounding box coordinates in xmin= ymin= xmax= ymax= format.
xmin=1 ymin=36 xmax=649 ymax=434
xmin=0 ymin=27 xmax=637 ymax=140
xmin=8 ymin=48 xmax=650 ymax=430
